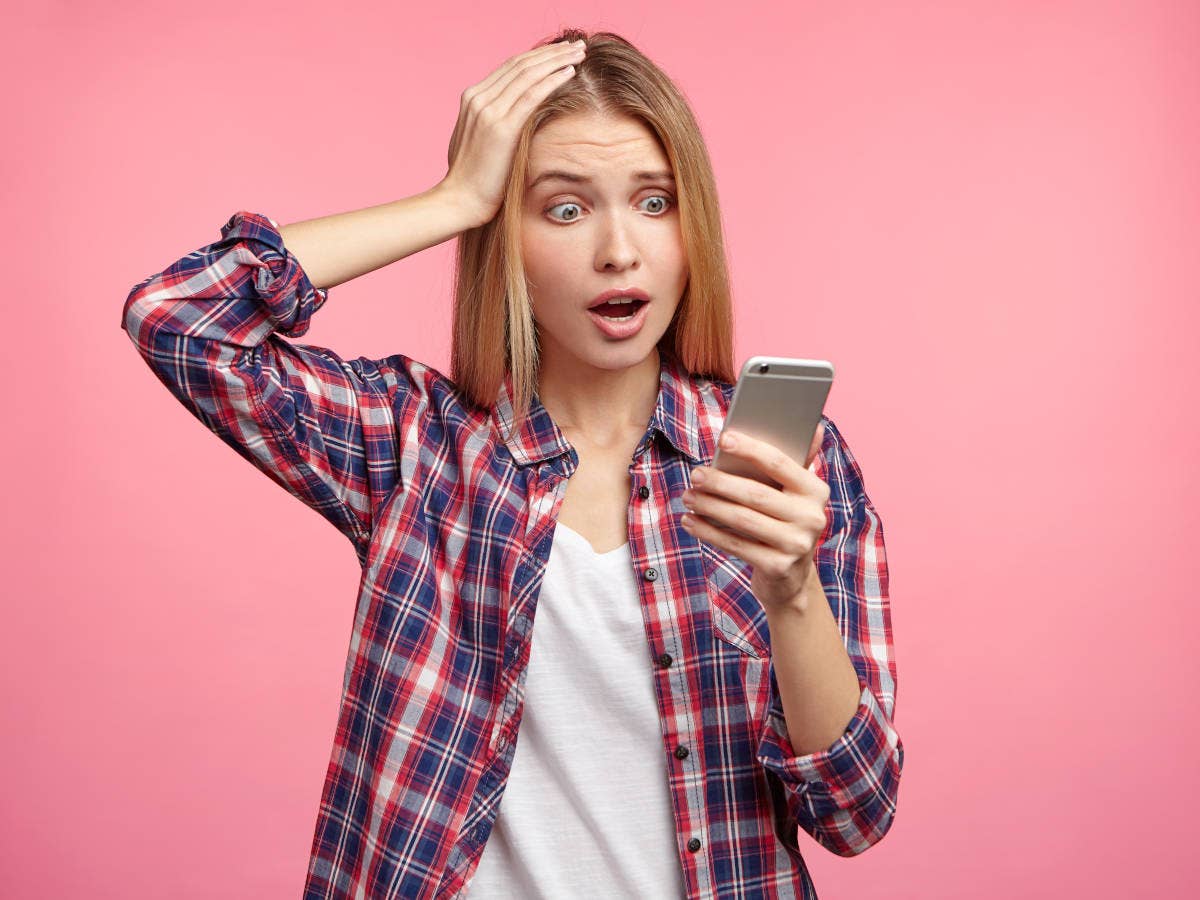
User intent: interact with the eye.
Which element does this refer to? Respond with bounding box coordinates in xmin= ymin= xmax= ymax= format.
xmin=543 ymin=193 xmax=677 ymax=223
xmin=639 ymin=194 xmax=675 ymax=215
xmin=545 ymin=201 xmax=584 ymax=222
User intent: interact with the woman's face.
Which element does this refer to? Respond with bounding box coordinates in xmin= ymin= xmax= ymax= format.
xmin=520 ymin=111 xmax=689 ymax=375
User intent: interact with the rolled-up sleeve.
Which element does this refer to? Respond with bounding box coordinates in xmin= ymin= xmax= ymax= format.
xmin=121 ymin=211 xmax=419 ymax=566
xmin=755 ymin=415 xmax=903 ymax=857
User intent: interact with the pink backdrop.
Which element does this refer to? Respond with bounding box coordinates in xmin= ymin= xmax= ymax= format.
xmin=5 ymin=0 xmax=1197 ymax=896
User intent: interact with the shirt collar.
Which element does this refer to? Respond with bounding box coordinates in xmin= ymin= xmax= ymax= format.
xmin=492 ymin=351 xmax=705 ymax=468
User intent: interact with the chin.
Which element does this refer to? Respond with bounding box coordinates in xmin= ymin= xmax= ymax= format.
xmin=539 ymin=315 xmax=669 ymax=372
xmin=586 ymin=339 xmax=663 ymax=370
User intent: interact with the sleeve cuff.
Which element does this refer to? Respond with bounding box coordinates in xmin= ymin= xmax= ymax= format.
xmin=218 ymin=211 xmax=328 ymax=338
xmin=755 ymin=679 xmax=901 ymax=818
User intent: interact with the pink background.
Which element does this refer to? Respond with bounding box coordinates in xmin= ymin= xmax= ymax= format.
xmin=4 ymin=0 xmax=1197 ymax=896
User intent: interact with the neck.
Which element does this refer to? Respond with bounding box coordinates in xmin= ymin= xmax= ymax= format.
xmin=536 ymin=347 xmax=663 ymax=448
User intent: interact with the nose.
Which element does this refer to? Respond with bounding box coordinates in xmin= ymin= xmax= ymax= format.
xmin=594 ymin=210 xmax=640 ymax=272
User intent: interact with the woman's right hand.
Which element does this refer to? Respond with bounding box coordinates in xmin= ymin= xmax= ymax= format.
xmin=439 ymin=39 xmax=587 ymax=228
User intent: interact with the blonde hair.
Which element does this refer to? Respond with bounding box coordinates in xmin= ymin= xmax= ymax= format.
xmin=450 ymin=28 xmax=736 ymax=432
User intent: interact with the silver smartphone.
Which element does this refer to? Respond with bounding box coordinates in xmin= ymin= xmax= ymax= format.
xmin=712 ymin=356 xmax=835 ymax=490
xmin=698 ymin=356 xmax=834 ymax=540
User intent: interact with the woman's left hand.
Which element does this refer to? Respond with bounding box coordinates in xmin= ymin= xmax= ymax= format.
xmin=680 ymin=423 xmax=830 ymax=613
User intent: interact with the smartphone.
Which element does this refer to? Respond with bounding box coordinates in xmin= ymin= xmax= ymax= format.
xmin=711 ymin=356 xmax=835 ymax=490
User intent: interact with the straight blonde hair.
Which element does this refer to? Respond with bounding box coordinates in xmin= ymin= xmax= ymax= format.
xmin=450 ymin=29 xmax=737 ymax=432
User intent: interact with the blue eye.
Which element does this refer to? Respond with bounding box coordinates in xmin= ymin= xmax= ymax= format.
xmin=639 ymin=195 xmax=674 ymax=214
xmin=544 ymin=194 xmax=675 ymax=222
xmin=546 ymin=201 xmax=584 ymax=222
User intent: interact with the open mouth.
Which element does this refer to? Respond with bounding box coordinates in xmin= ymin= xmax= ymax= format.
xmin=590 ymin=299 xmax=648 ymax=321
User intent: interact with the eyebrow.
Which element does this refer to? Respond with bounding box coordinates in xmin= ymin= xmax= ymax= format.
xmin=527 ymin=169 xmax=676 ymax=190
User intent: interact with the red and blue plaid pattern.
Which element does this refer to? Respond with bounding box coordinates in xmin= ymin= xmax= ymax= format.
xmin=122 ymin=211 xmax=903 ymax=899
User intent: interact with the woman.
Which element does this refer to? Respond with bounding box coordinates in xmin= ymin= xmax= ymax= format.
xmin=122 ymin=29 xmax=902 ymax=900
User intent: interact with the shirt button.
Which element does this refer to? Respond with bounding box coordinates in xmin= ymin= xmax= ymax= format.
xmin=674 ymin=745 xmax=689 ymax=760
xmin=657 ymin=653 xmax=673 ymax=667
xmin=643 ymin=567 xmax=659 ymax=582
xmin=687 ymin=838 xmax=702 ymax=852
xmin=638 ymin=485 xmax=650 ymax=499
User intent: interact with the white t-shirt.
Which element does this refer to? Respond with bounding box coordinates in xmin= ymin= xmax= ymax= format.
xmin=464 ymin=521 xmax=687 ymax=899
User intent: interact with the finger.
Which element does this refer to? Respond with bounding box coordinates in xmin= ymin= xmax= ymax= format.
xmin=716 ymin=431 xmax=810 ymax=493
xmin=450 ymin=44 xmax=581 ymax=167
xmin=683 ymin=486 xmax=803 ymax=553
xmin=681 ymin=510 xmax=778 ymax=570
xmin=687 ymin=466 xmax=792 ymax=521
xmin=471 ymin=41 xmax=583 ymax=114
xmin=507 ymin=60 xmax=580 ymax=122
xmin=470 ymin=39 xmax=578 ymax=98
xmin=487 ymin=45 xmax=584 ymax=122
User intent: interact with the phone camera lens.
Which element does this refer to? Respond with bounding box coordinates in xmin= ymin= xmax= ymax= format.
xmin=757 ymin=364 xmax=769 ymax=374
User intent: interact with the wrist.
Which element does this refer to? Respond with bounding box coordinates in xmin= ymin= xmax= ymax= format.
xmin=432 ymin=178 xmax=492 ymax=231
xmin=764 ymin=559 xmax=823 ymax=619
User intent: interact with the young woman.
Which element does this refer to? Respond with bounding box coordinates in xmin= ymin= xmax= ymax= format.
xmin=122 ymin=30 xmax=902 ymax=900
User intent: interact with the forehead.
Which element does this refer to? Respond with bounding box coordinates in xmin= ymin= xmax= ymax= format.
xmin=526 ymin=113 xmax=670 ymax=176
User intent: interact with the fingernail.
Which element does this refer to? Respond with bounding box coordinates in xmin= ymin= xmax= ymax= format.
xmin=720 ymin=432 xmax=737 ymax=450
xmin=691 ymin=467 xmax=706 ymax=484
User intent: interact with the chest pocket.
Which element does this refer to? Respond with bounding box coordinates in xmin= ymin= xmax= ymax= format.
xmin=700 ymin=543 xmax=771 ymax=658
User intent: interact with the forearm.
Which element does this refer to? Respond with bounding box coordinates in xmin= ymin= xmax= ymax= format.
xmin=277 ymin=181 xmax=484 ymax=292
xmin=763 ymin=561 xmax=863 ymax=757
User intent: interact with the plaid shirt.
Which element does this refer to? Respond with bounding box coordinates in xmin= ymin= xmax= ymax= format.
xmin=121 ymin=211 xmax=903 ymax=899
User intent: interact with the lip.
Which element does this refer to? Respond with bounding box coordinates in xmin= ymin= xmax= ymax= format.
xmin=587 ymin=287 xmax=651 ymax=309
xmin=587 ymin=297 xmax=651 ymax=339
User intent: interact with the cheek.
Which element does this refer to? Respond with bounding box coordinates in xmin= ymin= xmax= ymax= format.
xmin=644 ymin=221 xmax=687 ymax=282
xmin=523 ymin=243 xmax=571 ymax=325
xmin=524 ymin=236 xmax=578 ymax=293
xmin=666 ymin=225 xmax=689 ymax=273
xmin=662 ymin=246 xmax=690 ymax=299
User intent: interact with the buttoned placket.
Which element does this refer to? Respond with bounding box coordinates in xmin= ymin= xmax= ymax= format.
xmin=630 ymin=455 xmax=713 ymax=895
xmin=455 ymin=441 xmax=714 ymax=896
